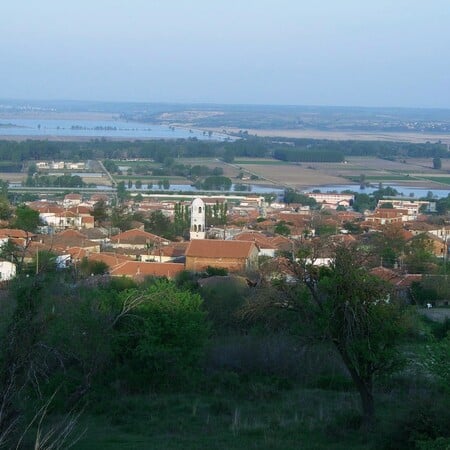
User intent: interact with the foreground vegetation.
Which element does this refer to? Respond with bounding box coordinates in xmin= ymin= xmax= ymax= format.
xmin=0 ymin=243 xmax=449 ymax=449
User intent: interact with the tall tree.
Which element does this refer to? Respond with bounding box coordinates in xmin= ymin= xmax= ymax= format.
xmin=243 ymin=244 xmax=412 ymax=427
xmin=433 ymin=157 xmax=442 ymax=170
xmin=92 ymin=200 xmax=108 ymax=225
xmin=145 ymin=210 xmax=173 ymax=239
xmin=13 ymin=205 xmax=41 ymax=232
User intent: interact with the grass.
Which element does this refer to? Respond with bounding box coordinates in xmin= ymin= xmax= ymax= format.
xmin=420 ymin=176 xmax=450 ymax=185
xmin=74 ymin=387 xmax=368 ymax=450
xmin=234 ymin=160 xmax=289 ymax=165
xmin=112 ymin=160 xmax=159 ymax=168
xmin=346 ymin=175 xmax=412 ymax=182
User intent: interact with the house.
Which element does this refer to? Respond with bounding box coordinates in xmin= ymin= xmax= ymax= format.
xmin=51 ymin=161 xmax=65 ymax=170
xmin=65 ymin=162 xmax=86 ymax=170
xmin=185 ymin=239 xmax=259 ymax=273
xmin=109 ymin=261 xmax=184 ymax=281
xmin=40 ymin=210 xmax=83 ymax=230
xmin=365 ymin=209 xmax=405 ymax=225
xmin=110 ymin=229 xmax=170 ymax=250
xmin=370 ymin=266 xmax=422 ymax=302
xmin=377 ymin=199 xmax=435 ymax=215
xmin=423 ymin=233 xmax=448 ymax=258
xmin=140 ymin=242 xmax=189 ymax=263
xmin=80 ymin=227 xmax=110 ymax=243
xmin=63 ymin=193 xmax=82 ymax=208
xmin=233 ymin=231 xmax=277 ymax=257
xmin=0 ymin=229 xmax=35 ymax=247
xmin=0 ymin=260 xmax=16 ymax=281
xmin=89 ymin=194 xmax=110 ymax=205
xmin=306 ymin=192 xmax=354 ymax=209
xmin=40 ymin=229 xmax=100 ymax=253
xmin=88 ymin=252 xmax=132 ymax=268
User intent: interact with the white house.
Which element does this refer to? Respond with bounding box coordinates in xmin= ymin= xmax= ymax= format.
xmin=0 ymin=261 xmax=16 ymax=281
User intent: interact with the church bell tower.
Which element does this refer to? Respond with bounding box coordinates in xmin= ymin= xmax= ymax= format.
xmin=190 ymin=197 xmax=206 ymax=240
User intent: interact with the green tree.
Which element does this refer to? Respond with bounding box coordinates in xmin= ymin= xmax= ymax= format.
xmin=243 ymin=245 xmax=412 ymax=427
xmin=433 ymin=157 xmax=442 ymax=170
xmin=116 ymin=181 xmax=128 ymax=202
xmin=303 ymin=246 xmax=411 ymax=425
xmin=31 ymin=250 xmax=59 ymax=274
xmin=425 ymin=334 xmax=450 ymax=394
xmin=222 ymin=148 xmax=235 ymax=163
xmin=0 ymin=197 xmax=12 ymax=221
xmin=103 ymin=159 xmax=119 ymax=173
xmin=284 ymin=190 xmax=317 ymax=207
xmin=352 ymin=193 xmax=375 ymax=212
xmin=274 ymin=220 xmax=290 ymax=236
xmin=111 ymin=205 xmax=133 ymax=231
xmin=173 ymin=202 xmax=190 ymax=237
xmin=145 ymin=210 xmax=173 ymax=239
xmin=201 ymin=176 xmax=232 ymax=191
xmin=79 ymin=258 xmax=109 ymax=276
xmin=13 ymin=204 xmax=41 ymax=232
xmin=370 ymin=224 xmax=407 ymax=268
xmin=404 ymin=234 xmax=435 ymax=273
xmin=92 ymin=200 xmax=108 ymax=225
xmin=27 ymin=162 xmax=37 ymax=177
xmin=112 ymin=280 xmax=209 ymax=388
xmin=0 ymin=238 xmax=27 ymax=272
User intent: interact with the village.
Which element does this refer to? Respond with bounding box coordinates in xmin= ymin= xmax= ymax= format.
xmin=0 ymin=185 xmax=448 ymax=306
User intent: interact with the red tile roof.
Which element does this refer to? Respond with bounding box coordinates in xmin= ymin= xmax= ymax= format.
xmin=40 ymin=229 xmax=98 ymax=250
xmin=370 ymin=266 xmax=422 ymax=287
xmin=0 ymin=228 xmax=35 ymax=239
xmin=150 ymin=242 xmax=189 ymax=258
xmin=64 ymin=194 xmax=82 ymax=200
xmin=110 ymin=261 xmax=184 ymax=279
xmin=234 ymin=231 xmax=276 ymax=249
xmin=68 ymin=205 xmax=92 ymax=215
xmin=88 ymin=252 xmax=132 ymax=268
xmin=110 ymin=228 xmax=170 ymax=245
xmin=186 ymin=239 xmax=258 ymax=259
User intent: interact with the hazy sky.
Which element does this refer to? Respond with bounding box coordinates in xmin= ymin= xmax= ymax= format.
xmin=1 ymin=0 xmax=449 ymax=108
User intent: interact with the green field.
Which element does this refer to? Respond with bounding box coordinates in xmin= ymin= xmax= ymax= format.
xmin=421 ymin=176 xmax=450 ymax=185
xmin=347 ymin=175 xmax=412 ymax=182
xmin=234 ymin=160 xmax=289 ymax=165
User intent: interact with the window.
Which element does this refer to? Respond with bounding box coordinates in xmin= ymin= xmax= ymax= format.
xmin=198 ymin=207 xmax=202 ymax=213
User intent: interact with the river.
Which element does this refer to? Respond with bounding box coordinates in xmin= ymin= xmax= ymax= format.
xmin=306 ymin=184 xmax=449 ymax=199
xmin=0 ymin=118 xmax=232 ymax=141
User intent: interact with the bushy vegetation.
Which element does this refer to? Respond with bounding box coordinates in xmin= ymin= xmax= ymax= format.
xmin=0 ymin=245 xmax=449 ymax=449
xmin=0 ymin=274 xmax=209 ymax=447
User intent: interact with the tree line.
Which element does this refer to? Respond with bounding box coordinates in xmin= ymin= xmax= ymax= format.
xmin=0 ymin=137 xmax=446 ymax=167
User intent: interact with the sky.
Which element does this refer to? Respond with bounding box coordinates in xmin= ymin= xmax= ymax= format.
xmin=1 ymin=0 xmax=449 ymax=108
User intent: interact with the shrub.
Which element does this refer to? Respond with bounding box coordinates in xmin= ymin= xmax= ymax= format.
xmin=112 ymin=280 xmax=209 ymax=390
xmin=376 ymin=399 xmax=450 ymax=450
